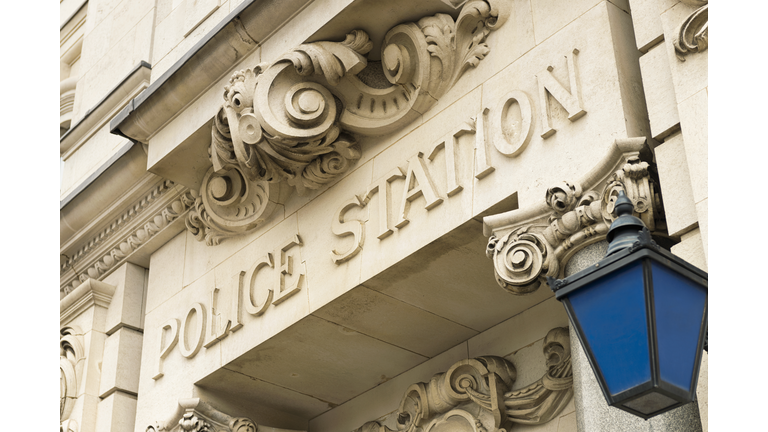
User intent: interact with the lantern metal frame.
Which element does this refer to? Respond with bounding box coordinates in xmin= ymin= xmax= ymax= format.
xmin=547 ymin=192 xmax=707 ymax=420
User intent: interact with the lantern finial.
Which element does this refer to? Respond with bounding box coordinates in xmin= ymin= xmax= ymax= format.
xmin=605 ymin=191 xmax=646 ymax=256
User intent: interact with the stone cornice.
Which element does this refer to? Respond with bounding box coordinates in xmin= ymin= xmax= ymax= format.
xmin=60 ymin=62 xmax=151 ymax=157
xmin=60 ymin=180 xmax=195 ymax=298
xmin=483 ymin=138 xmax=665 ymax=295
xmin=110 ymin=0 xmax=316 ymax=144
xmin=60 ymin=279 xmax=115 ymax=326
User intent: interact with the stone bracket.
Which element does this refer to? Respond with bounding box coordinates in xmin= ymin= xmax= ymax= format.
xmin=483 ymin=138 xmax=664 ymax=295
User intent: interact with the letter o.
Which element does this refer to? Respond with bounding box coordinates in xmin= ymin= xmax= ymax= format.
xmin=493 ymin=90 xmax=535 ymax=157
xmin=179 ymin=303 xmax=206 ymax=358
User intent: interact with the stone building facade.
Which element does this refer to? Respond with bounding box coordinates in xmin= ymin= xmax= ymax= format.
xmin=59 ymin=1 xmax=708 ymax=431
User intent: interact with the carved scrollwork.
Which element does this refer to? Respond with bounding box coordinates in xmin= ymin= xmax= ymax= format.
xmin=484 ymin=138 xmax=664 ymax=294
xmin=147 ymin=399 xmax=260 ymax=432
xmin=674 ymin=1 xmax=708 ymax=61
xmin=201 ymin=0 xmax=509 ymax=244
xmin=356 ymin=328 xmax=573 ymax=432
xmin=185 ymin=166 xmax=290 ymax=245
xmin=487 ymin=229 xmax=558 ymax=295
xmin=60 ymin=326 xmax=84 ymax=423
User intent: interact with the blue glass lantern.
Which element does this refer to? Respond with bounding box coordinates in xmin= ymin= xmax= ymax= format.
xmin=547 ymin=191 xmax=707 ymax=419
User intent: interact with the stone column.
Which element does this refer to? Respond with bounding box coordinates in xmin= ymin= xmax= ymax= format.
xmin=565 ymin=242 xmax=703 ymax=432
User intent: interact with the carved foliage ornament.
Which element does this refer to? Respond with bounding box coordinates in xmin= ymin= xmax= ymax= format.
xmin=485 ymin=138 xmax=663 ymax=295
xmin=674 ymin=0 xmax=708 ymax=60
xmin=356 ymin=327 xmax=573 ymax=432
xmin=146 ymin=398 xmax=257 ymax=432
xmin=187 ymin=0 xmax=510 ymax=244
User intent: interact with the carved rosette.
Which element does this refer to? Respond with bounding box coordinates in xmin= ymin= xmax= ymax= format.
xmin=674 ymin=0 xmax=708 ymax=61
xmin=60 ymin=326 xmax=84 ymax=425
xmin=356 ymin=328 xmax=573 ymax=432
xmin=196 ymin=0 xmax=510 ymax=244
xmin=485 ymin=138 xmax=664 ymax=295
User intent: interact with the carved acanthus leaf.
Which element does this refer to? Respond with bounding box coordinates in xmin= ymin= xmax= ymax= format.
xmin=484 ymin=138 xmax=664 ymax=295
xmin=201 ymin=0 xmax=509 ymax=244
xmin=356 ymin=328 xmax=573 ymax=432
xmin=674 ymin=1 xmax=708 ymax=60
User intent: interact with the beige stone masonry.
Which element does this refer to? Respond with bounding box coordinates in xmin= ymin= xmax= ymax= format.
xmin=640 ymin=43 xmax=680 ymax=140
xmin=654 ymin=132 xmax=697 ymax=237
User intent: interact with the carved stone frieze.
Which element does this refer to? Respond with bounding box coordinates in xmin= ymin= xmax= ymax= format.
xmin=356 ymin=327 xmax=573 ymax=432
xmin=193 ymin=0 xmax=511 ymax=243
xmin=60 ymin=326 xmax=85 ymax=424
xmin=674 ymin=0 xmax=708 ymax=61
xmin=146 ymin=398 xmax=257 ymax=432
xmin=60 ymin=181 xmax=195 ymax=298
xmin=484 ymin=138 xmax=664 ymax=295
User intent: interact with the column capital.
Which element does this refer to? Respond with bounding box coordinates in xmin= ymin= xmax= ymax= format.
xmin=483 ymin=137 xmax=665 ymax=295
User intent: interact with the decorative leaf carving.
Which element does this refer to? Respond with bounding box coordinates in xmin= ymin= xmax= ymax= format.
xmin=355 ymin=328 xmax=573 ymax=432
xmin=485 ymin=139 xmax=664 ymax=294
xmin=200 ymin=0 xmax=510 ymax=244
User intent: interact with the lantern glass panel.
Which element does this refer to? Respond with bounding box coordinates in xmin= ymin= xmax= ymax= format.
xmin=568 ymin=260 xmax=650 ymax=396
xmin=652 ymin=261 xmax=707 ymax=390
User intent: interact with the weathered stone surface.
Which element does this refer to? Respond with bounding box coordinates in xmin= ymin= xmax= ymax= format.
xmin=60 ymin=1 xmax=708 ymax=431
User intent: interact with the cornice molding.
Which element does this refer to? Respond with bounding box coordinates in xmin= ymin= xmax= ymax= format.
xmin=187 ymin=0 xmax=511 ymax=244
xmin=61 ymin=62 xmax=151 ymax=157
xmin=61 ymin=180 xmax=195 ymax=298
xmin=60 ymin=279 xmax=116 ymax=326
xmin=483 ymin=138 xmax=665 ymax=295
xmin=356 ymin=327 xmax=573 ymax=432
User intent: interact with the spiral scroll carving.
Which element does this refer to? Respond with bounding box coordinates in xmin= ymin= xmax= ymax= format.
xmin=674 ymin=1 xmax=708 ymax=61
xmin=354 ymin=328 xmax=574 ymax=432
xmin=485 ymin=141 xmax=663 ymax=294
xmin=186 ymin=166 xmax=289 ymax=246
xmin=488 ymin=230 xmax=557 ymax=295
xmin=201 ymin=0 xmax=509 ymax=244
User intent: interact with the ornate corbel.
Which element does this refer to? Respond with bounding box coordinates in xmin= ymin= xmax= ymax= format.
xmin=484 ymin=138 xmax=664 ymax=295
xmin=60 ymin=326 xmax=85 ymax=424
xmin=146 ymin=398 xmax=258 ymax=432
xmin=187 ymin=0 xmax=510 ymax=244
xmin=356 ymin=327 xmax=573 ymax=432
xmin=674 ymin=0 xmax=708 ymax=61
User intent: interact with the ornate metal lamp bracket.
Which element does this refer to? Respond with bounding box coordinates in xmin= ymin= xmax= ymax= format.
xmin=483 ymin=137 xmax=665 ymax=295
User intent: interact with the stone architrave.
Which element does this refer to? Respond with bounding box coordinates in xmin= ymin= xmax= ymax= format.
xmin=186 ymin=0 xmax=512 ymax=245
xmin=483 ymin=137 xmax=664 ymax=295
xmin=355 ymin=327 xmax=573 ymax=432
